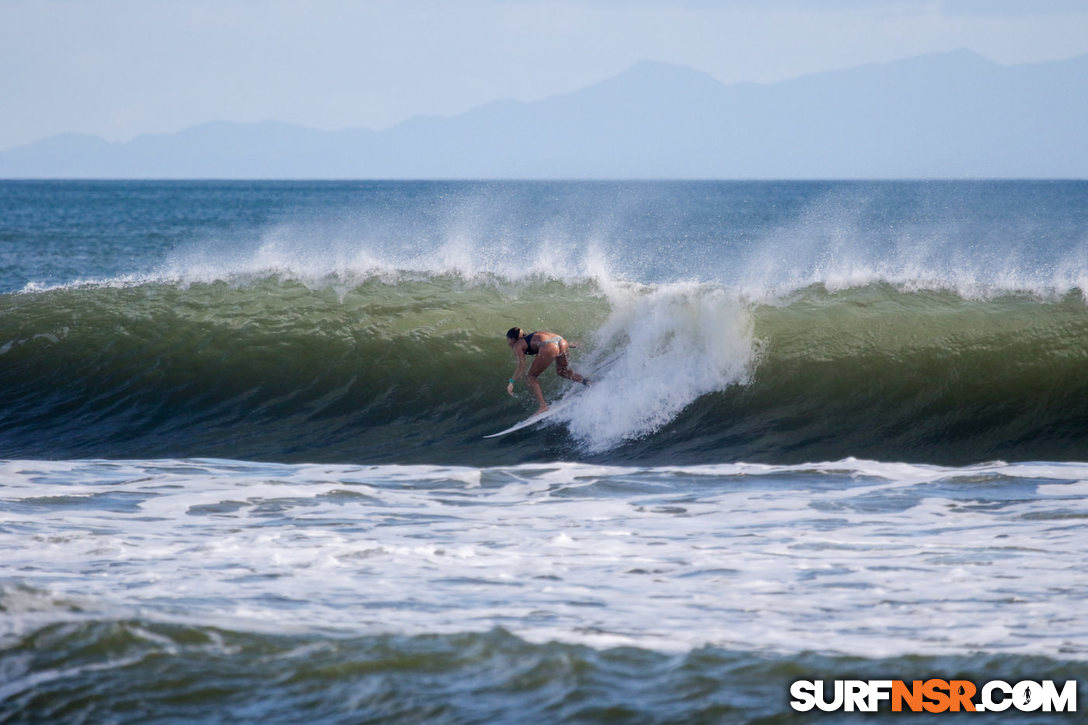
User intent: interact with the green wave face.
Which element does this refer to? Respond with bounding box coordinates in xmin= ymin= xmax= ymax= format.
xmin=737 ymin=285 xmax=1088 ymax=463
xmin=2 ymin=275 xmax=1087 ymax=464
xmin=0 ymin=276 xmax=612 ymax=462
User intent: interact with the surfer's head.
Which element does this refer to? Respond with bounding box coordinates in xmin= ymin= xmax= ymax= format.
xmin=506 ymin=327 xmax=523 ymax=345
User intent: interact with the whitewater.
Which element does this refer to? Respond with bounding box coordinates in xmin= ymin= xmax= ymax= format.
xmin=1 ymin=180 xmax=1086 ymax=723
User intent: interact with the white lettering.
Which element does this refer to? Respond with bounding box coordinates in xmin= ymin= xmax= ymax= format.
xmin=815 ymin=680 xmax=844 ymax=712
xmin=791 ymin=678 xmax=1077 ymax=714
xmin=1041 ymin=680 xmax=1077 ymax=712
xmin=845 ymin=681 xmax=868 ymax=712
xmin=868 ymin=680 xmax=893 ymax=711
xmin=1014 ymin=681 xmax=1043 ymax=711
xmin=789 ymin=681 xmax=816 ymax=712
xmin=982 ymin=681 xmax=1012 ymax=712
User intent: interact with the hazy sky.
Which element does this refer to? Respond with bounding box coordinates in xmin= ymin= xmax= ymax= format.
xmin=3 ymin=0 xmax=1087 ymax=150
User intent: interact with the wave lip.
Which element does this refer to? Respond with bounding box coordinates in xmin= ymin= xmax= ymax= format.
xmin=557 ymin=281 xmax=756 ymax=452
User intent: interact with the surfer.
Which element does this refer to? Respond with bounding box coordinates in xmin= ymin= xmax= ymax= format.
xmin=505 ymin=327 xmax=588 ymax=414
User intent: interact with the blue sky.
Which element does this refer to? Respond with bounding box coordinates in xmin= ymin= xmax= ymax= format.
xmin=2 ymin=0 xmax=1087 ymax=150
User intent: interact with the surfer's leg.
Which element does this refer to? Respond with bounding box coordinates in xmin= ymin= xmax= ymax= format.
xmin=553 ymin=340 xmax=585 ymax=384
xmin=527 ymin=353 xmax=554 ymax=414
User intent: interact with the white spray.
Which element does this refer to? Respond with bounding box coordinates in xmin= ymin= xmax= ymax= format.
xmin=557 ymin=281 xmax=757 ymax=452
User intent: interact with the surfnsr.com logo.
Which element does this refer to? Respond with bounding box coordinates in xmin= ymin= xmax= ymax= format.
xmin=790 ymin=679 xmax=1077 ymax=713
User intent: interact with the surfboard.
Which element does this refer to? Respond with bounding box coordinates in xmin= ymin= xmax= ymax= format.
xmin=484 ymin=397 xmax=575 ymax=439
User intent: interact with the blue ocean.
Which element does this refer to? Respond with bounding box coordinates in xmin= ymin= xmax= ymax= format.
xmin=1 ymin=180 xmax=1086 ymax=722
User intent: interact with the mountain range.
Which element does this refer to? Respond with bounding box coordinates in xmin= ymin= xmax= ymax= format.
xmin=2 ymin=50 xmax=1086 ymax=178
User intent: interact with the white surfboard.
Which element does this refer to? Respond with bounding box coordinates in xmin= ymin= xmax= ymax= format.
xmin=484 ymin=397 xmax=575 ymax=439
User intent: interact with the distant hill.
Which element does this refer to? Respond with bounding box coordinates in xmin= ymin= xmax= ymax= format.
xmin=2 ymin=50 xmax=1086 ymax=178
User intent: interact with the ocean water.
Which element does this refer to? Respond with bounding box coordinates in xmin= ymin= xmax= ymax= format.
xmin=1 ymin=180 xmax=1087 ymax=723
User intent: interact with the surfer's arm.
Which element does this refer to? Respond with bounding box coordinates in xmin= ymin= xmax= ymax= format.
xmin=507 ymin=348 xmax=527 ymax=396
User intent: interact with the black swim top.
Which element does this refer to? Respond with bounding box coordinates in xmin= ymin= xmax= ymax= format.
xmin=522 ymin=332 xmax=559 ymax=356
xmin=522 ymin=330 xmax=565 ymax=354
xmin=522 ymin=332 xmax=541 ymax=355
